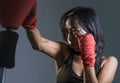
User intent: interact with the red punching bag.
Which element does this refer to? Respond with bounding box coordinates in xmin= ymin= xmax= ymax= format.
xmin=0 ymin=0 xmax=36 ymax=29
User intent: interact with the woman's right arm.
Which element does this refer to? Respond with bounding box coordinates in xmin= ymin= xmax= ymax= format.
xmin=22 ymin=3 xmax=70 ymax=66
xmin=25 ymin=28 xmax=65 ymax=59
xmin=25 ymin=28 xmax=71 ymax=70
xmin=21 ymin=3 xmax=65 ymax=59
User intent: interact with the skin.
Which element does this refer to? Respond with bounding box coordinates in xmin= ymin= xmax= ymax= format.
xmin=25 ymin=19 xmax=118 ymax=83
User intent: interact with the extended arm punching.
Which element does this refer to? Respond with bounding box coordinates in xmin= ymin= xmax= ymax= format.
xmin=22 ymin=4 xmax=64 ymax=59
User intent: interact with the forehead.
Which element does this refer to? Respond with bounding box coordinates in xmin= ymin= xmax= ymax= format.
xmin=65 ymin=18 xmax=80 ymax=30
xmin=65 ymin=18 xmax=85 ymax=33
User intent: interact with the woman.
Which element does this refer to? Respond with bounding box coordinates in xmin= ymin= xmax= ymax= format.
xmin=22 ymin=6 xmax=118 ymax=83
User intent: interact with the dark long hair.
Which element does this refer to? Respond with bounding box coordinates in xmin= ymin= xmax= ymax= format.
xmin=60 ymin=6 xmax=105 ymax=56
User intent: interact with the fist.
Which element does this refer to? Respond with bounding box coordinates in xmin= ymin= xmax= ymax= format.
xmin=77 ymin=33 xmax=96 ymax=67
xmin=22 ymin=3 xmax=37 ymax=30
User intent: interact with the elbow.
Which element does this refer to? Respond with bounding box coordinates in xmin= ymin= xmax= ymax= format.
xmin=32 ymin=45 xmax=42 ymax=51
xmin=32 ymin=46 xmax=38 ymax=50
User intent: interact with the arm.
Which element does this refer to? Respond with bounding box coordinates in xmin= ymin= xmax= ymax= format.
xmin=79 ymin=34 xmax=98 ymax=83
xmin=25 ymin=28 xmax=64 ymax=59
xmin=84 ymin=56 xmax=118 ymax=83
xmin=78 ymin=34 xmax=118 ymax=83
xmin=26 ymin=28 xmax=72 ymax=71
xmin=22 ymin=3 xmax=67 ymax=60
xmin=97 ymin=56 xmax=118 ymax=83
xmin=84 ymin=67 xmax=98 ymax=83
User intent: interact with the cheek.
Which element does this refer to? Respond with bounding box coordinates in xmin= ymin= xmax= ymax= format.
xmin=70 ymin=39 xmax=80 ymax=49
xmin=71 ymin=38 xmax=78 ymax=44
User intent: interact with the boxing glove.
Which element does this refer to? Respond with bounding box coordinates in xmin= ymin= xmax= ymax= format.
xmin=0 ymin=0 xmax=36 ymax=29
xmin=77 ymin=33 xmax=96 ymax=67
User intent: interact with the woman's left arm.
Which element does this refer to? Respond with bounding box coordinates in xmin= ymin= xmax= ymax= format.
xmin=84 ymin=67 xmax=98 ymax=83
xmin=84 ymin=56 xmax=118 ymax=83
xmin=78 ymin=33 xmax=98 ymax=83
xmin=78 ymin=34 xmax=118 ymax=83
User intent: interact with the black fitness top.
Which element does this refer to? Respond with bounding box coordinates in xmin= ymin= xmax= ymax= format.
xmin=57 ymin=49 xmax=102 ymax=83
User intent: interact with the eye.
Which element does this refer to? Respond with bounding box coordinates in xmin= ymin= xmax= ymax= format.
xmin=71 ymin=29 xmax=81 ymax=38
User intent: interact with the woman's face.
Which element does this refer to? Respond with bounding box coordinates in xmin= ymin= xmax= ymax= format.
xmin=65 ymin=19 xmax=87 ymax=51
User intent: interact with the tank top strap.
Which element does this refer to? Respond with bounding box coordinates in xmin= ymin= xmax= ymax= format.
xmin=64 ymin=47 xmax=75 ymax=66
xmin=64 ymin=54 xmax=74 ymax=67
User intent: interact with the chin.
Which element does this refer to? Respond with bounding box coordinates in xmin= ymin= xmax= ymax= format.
xmin=69 ymin=45 xmax=80 ymax=52
xmin=74 ymin=49 xmax=81 ymax=52
xmin=72 ymin=47 xmax=81 ymax=52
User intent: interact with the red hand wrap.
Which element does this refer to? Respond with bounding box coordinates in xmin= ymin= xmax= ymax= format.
xmin=78 ymin=33 xmax=96 ymax=67
xmin=0 ymin=0 xmax=36 ymax=29
xmin=22 ymin=15 xmax=37 ymax=30
xmin=22 ymin=3 xmax=37 ymax=30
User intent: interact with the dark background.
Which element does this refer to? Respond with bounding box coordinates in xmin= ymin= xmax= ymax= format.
xmin=0 ymin=0 xmax=119 ymax=83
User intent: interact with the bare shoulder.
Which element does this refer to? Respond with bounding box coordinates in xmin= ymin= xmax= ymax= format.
xmin=55 ymin=42 xmax=71 ymax=69
xmin=97 ymin=55 xmax=118 ymax=82
xmin=101 ymin=56 xmax=118 ymax=68
xmin=55 ymin=42 xmax=70 ymax=60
